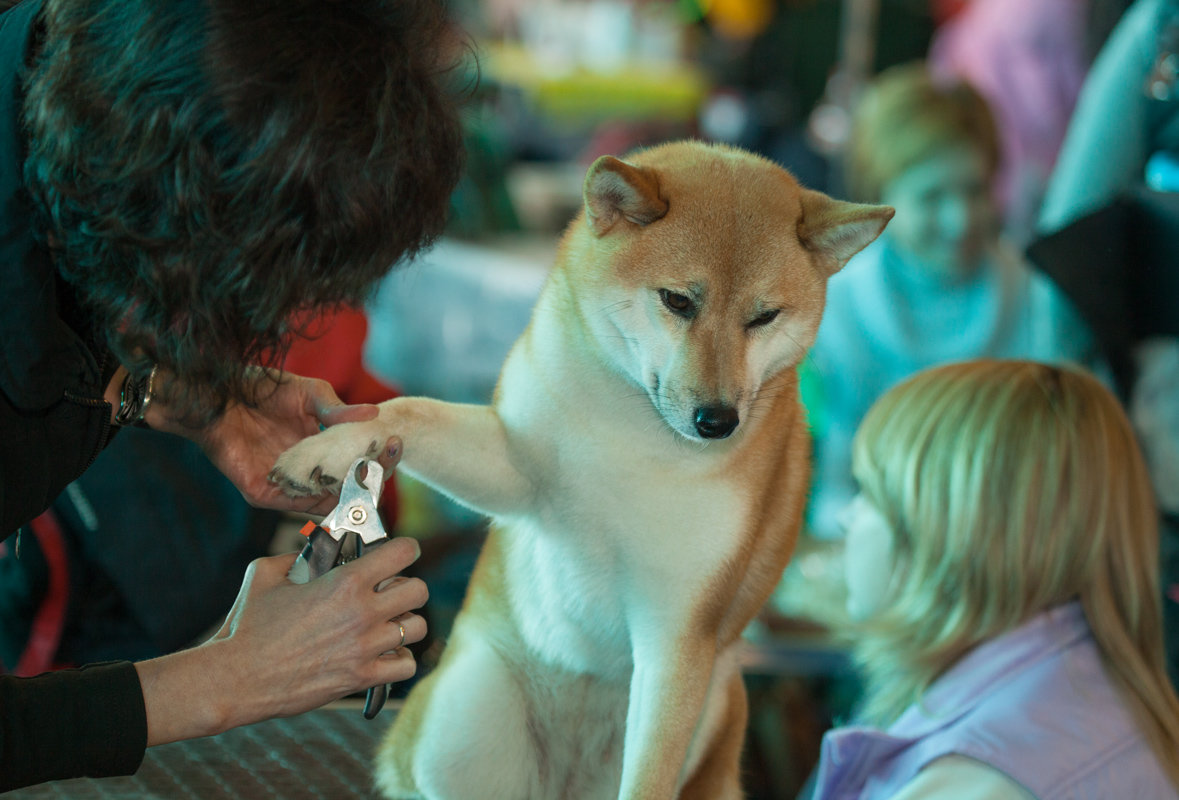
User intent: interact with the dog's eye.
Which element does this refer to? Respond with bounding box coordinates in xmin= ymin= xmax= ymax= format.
xmin=747 ymin=309 xmax=780 ymax=329
xmin=659 ymin=289 xmax=697 ymax=319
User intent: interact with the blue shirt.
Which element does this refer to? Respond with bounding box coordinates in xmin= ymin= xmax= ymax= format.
xmin=806 ymin=235 xmax=1096 ymax=538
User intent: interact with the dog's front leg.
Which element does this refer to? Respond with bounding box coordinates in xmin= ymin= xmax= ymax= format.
xmin=272 ymin=397 xmax=534 ymax=517
xmin=617 ymin=626 xmax=718 ymax=800
xmin=382 ymin=397 xmax=537 ymax=517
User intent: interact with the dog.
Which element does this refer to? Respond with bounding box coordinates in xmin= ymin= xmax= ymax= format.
xmin=271 ymin=140 xmax=892 ymax=799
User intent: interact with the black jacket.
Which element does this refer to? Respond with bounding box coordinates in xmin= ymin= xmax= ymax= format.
xmin=0 ymin=1 xmax=146 ymax=790
xmin=0 ymin=0 xmax=118 ymax=541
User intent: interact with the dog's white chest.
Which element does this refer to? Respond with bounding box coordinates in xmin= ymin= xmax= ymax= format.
xmin=495 ymin=420 xmax=746 ymax=676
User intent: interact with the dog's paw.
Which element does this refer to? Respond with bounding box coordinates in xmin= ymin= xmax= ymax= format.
xmin=269 ymin=420 xmax=390 ymax=497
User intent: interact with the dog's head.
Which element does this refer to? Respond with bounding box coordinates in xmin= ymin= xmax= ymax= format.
xmin=561 ymin=141 xmax=892 ymax=443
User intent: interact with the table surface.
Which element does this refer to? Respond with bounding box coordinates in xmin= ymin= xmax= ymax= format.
xmin=7 ymin=704 xmax=393 ymax=800
xmin=6 ymin=633 xmax=849 ymax=799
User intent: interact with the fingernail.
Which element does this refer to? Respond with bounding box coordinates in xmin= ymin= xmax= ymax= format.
xmin=399 ymin=537 xmax=420 ymax=561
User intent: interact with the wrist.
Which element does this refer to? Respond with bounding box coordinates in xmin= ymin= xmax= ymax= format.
xmin=140 ymin=367 xmax=178 ymax=433
xmin=136 ymin=637 xmax=274 ymax=746
xmin=135 ymin=646 xmax=232 ymax=746
xmin=113 ymin=364 xmax=159 ymax=427
xmin=134 ymin=367 xmax=192 ymax=436
xmin=104 ymin=365 xmax=128 ymax=424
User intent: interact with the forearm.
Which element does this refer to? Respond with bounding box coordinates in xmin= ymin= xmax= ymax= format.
xmin=379 ymin=398 xmax=535 ymax=516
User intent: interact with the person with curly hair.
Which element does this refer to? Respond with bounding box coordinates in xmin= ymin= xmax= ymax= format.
xmin=0 ymin=0 xmax=465 ymax=790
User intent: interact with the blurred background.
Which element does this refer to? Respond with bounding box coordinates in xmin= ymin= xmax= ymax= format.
xmin=6 ymin=1 xmax=1177 ymax=797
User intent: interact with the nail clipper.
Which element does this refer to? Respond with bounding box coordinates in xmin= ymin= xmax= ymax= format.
xmin=288 ymin=456 xmax=393 ymax=719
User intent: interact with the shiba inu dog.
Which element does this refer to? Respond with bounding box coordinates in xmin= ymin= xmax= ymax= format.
xmin=271 ymin=140 xmax=892 ymax=799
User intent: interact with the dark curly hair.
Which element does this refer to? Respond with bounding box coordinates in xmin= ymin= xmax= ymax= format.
xmin=23 ymin=0 xmax=465 ymax=423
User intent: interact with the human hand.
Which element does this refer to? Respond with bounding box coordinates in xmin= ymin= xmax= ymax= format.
xmin=135 ymin=537 xmax=428 ymax=746
xmin=163 ymin=368 xmax=401 ymax=515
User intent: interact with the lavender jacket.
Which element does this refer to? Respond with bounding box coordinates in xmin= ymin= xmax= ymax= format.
xmin=812 ymin=603 xmax=1176 ymax=799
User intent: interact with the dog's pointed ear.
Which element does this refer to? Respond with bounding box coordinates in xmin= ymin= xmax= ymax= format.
xmin=798 ymin=189 xmax=894 ymax=275
xmin=584 ymin=155 xmax=669 ymax=235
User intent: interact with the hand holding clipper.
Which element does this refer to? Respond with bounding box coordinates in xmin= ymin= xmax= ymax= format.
xmin=288 ymin=457 xmax=397 ymax=718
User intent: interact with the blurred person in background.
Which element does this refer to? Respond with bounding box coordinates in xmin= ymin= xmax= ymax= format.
xmin=1029 ymin=0 xmax=1179 ymax=687
xmin=927 ymin=0 xmax=1091 ymax=245
xmin=803 ymin=61 xmax=1096 ymax=540
xmin=1038 ymin=0 xmax=1179 ymax=233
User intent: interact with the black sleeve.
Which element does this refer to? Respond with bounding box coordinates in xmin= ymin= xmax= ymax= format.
xmin=0 ymin=661 xmax=147 ymax=791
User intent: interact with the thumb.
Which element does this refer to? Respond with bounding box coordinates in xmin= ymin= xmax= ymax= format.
xmin=318 ymin=402 xmax=379 ymax=427
xmin=220 ymin=553 xmax=299 ymax=629
xmin=249 ymin=552 xmax=301 ymax=588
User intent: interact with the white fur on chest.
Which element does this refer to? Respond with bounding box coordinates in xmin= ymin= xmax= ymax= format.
xmin=492 ymin=320 xmax=749 ymax=676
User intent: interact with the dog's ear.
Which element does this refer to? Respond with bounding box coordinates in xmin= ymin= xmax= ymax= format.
xmin=798 ymin=189 xmax=894 ymax=275
xmin=583 ymin=156 xmax=669 ymax=235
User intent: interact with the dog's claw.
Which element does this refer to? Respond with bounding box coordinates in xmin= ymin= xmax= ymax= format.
xmin=301 ymin=466 xmax=344 ymax=492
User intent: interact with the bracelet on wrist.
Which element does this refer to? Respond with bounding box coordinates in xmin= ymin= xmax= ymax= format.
xmin=114 ymin=364 xmax=158 ymax=427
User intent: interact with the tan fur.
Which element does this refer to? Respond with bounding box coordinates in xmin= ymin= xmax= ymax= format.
xmin=273 ymin=141 xmax=892 ymax=799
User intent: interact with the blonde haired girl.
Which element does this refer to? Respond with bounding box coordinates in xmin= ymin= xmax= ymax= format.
xmin=812 ymin=359 xmax=1179 ymax=798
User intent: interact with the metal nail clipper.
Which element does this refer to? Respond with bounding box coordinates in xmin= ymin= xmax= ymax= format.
xmin=288 ymin=457 xmax=393 ymax=719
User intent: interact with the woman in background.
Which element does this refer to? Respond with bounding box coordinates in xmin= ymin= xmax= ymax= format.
xmin=805 ymin=62 xmax=1096 ymax=539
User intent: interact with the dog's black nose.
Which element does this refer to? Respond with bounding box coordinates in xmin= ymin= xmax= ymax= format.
xmin=695 ymin=405 xmax=739 ymax=439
